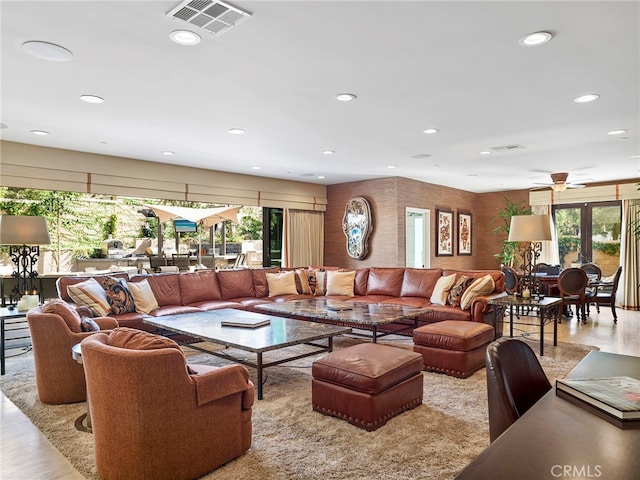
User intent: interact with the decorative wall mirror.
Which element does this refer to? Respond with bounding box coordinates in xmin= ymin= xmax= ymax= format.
xmin=342 ymin=197 xmax=373 ymax=260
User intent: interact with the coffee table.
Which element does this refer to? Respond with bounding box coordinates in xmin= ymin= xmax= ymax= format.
xmin=255 ymin=298 xmax=431 ymax=342
xmin=144 ymin=309 xmax=351 ymax=400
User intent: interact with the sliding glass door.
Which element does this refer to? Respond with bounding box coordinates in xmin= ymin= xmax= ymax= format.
xmin=552 ymin=201 xmax=621 ymax=276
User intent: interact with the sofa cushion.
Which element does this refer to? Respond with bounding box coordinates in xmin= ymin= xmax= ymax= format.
xmin=366 ymin=268 xmax=405 ymax=297
xmin=430 ymin=273 xmax=457 ymax=306
xmin=400 ymin=268 xmax=443 ymax=298
xmin=326 ymin=270 xmax=355 ymax=296
xmin=102 ymin=276 xmax=136 ymax=315
xmin=67 ymin=278 xmax=111 ymax=317
xmin=139 ymin=273 xmax=182 ymax=307
xmin=447 ymin=275 xmax=472 ymax=308
xmin=354 ymin=268 xmax=369 ymax=296
xmin=460 ymin=274 xmax=495 ymax=310
xmin=178 ymin=270 xmax=222 ymax=305
xmin=42 ymin=299 xmax=83 ymax=332
xmin=266 ymin=271 xmax=299 ymax=297
xmin=217 ymin=269 xmax=255 ymax=299
xmin=252 ymin=267 xmax=280 ymax=297
xmin=444 ymin=269 xmax=504 ymax=293
xmin=81 ymin=316 xmax=101 ymax=332
xmin=127 ymin=279 xmax=159 ymax=314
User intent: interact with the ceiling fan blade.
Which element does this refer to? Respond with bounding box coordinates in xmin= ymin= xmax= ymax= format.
xmin=567 ymin=184 xmax=586 ymax=189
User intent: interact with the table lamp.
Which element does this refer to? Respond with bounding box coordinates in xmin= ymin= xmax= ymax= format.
xmin=508 ymin=214 xmax=552 ymax=296
xmin=0 ymin=215 xmax=51 ymax=306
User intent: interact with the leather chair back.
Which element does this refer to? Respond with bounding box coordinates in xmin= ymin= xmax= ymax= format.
xmin=486 ymin=339 xmax=551 ymax=442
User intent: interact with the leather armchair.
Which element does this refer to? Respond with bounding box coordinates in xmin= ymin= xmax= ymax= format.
xmin=80 ymin=328 xmax=254 ymax=480
xmin=485 ymin=338 xmax=551 ymax=442
xmin=26 ymin=301 xmax=118 ymax=404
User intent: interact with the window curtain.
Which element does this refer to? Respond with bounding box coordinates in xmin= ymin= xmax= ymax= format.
xmin=282 ymin=209 xmax=324 ymax=268
xmin=620 ymin=199 xmax=639 ymax=309
xmin=532 ymin=205 xmax=560 ymax=266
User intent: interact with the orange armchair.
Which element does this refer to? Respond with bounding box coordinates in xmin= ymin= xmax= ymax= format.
xmin=26 ymin=301 xmax=118 ymax=405
xmin=80 ymin=328 xmax=254 ymax=480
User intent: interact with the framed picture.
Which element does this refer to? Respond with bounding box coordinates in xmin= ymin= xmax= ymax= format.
xmin=458 ymin=212 xmax=472 ymax=255
xmin=436 ymin=209 xmax=454 ymax=256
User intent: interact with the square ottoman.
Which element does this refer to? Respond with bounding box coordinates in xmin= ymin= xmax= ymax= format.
xmin=413 ymin=320 xmax=494 ymax=378
xmin=312 ymin=343 xmax=424 ymax=431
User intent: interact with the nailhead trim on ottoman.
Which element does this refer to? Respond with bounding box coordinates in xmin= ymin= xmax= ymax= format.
xmin=413 ymin=320 xmax=494 ymax=378
xmin=312 ymin=343 xmax=424 ymax=431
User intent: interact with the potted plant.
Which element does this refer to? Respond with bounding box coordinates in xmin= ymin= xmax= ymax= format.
xmin=491 ymin=198 xmax=532 ymax=268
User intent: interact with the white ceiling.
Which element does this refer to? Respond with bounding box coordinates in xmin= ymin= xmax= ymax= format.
xmin=1 ymin=0 xmax=639 ymax=193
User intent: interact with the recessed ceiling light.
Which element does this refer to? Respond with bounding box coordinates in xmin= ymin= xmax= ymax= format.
xmin=322 ymin=150 xmax=335 ymax=155
xmin=607 ymin=129 xmax=627 ymax=135
xmin=387 ymin=165 xmax=397 ymax=169
xmin=518 ymin=31 xmax=553 ymax=46
xmin=162 ymin=151 xmax=175 ymax=156
xmin=336 ymin=93 xmax=356 ymax=102
xmin=22 ymin=41 xmax=73 ymax=61
xmin=30 ymin=129 xmax=49 ymax=136
xmin=251 ymin=166 xmax=261 ymax=170
xmin=228 ymin=128 xmax=246 ymax=135
xmin=317 ymin=175 xmax=326 ymax=179
xmin=574 ymin=94 xmax=600 ymax=103
xmin=480 ymin=151 xmax=491 ymax=155
xmin=80 ymin=95 xmax=104 ymax=104
xmin=630 ymin=154 xmax=640 ymax=159
xmin=169 ymin=30 xmax=201 ymax=45
xmin=423 ymin=128 xmax=439 ymax=134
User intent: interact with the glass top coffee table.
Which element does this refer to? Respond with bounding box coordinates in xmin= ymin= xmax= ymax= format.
xmin=255 ymin=298 xmax=431 ymax=343
xmin=144 ymin=309 xmax=351 ymax=400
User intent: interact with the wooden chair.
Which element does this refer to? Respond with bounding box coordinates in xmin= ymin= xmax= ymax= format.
xmin=172 ymin=254 xmax=191 ymax=271
xmin=501 ymin=266 xmax=519 ymax=294
xmin=557 ymin=268 xmax=594 ymax=324
xmin=485 ymin=338 xmax=551 ymax=442
xmin=580 ymin=263 xmax=602 ymax=314
xmin=591 ymin=266 xmax=622 ymax=323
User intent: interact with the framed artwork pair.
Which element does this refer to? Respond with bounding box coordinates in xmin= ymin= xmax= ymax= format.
xmin=436 ymin=209 xmax=472 ymax=256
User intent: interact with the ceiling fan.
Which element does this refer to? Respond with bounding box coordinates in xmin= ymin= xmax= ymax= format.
xmin=532 ymin=172 xmax=587 ymax=192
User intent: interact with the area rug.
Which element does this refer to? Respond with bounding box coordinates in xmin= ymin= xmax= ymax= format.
xmin=0 ymin=336 xmax=597 ymax=480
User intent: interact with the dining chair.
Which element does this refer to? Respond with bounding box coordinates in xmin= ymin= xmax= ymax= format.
xmin=557 ymin=267 xmax=594 ymax=324
xmin=485 ymin=338 xmax=552 ymax=442
xmin=148 ymin=255 xmax=167 ymax=272
xmin=580 ymin=263 xmax=602 ymax=314
xmin=172 ymin=253 xmax=191 ymax=271
xmin=591 ymin=266 xmax=622 ymax=323
xmin=501 ymin=266 xmax=519 ymax=294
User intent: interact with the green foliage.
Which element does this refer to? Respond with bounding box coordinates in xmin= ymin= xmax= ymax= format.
xmin=491 ymin=197 xmax=533 ymax=266
xmin=557 ymin=236 xmax=580 ymax=264
xmin=238 ymin=210 xmax=262 ymax=240
xmin=593 ymin=241 xmax=620 ymax=257
xmin=103 ymin=214 xmax=118 ymax=239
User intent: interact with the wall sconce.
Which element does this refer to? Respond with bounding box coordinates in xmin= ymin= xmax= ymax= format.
xmin=0 ymin=215 xmax=51 ymax=305
xmin=508 ymin=214 xmax=552 ymax=296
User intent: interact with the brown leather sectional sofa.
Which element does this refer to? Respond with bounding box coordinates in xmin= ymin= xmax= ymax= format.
xmin=56 ymin=266 xmax=505 ymax=337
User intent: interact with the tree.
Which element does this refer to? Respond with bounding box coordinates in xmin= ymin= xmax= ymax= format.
xmin=490 ymin=198 xmax=533 ymax=267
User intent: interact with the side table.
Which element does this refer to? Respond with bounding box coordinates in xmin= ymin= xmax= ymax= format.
xmin=488 ymin=295 xmax=562 ymax=356
xmin=1 ymin=307 xmax=30 ymax=375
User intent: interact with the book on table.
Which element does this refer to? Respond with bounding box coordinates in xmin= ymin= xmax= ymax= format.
xmin=324 ymin=301 xmax=353 ymax=312
xmin=220 ymin=313 xmax=271 ymax=328
xmin=556 ymin=376 xmax=640 ymax=429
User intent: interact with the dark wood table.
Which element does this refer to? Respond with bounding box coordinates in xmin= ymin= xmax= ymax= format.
xmin=455 ymin=351 xmax=640 ymax=479
xmin=255 ymin=298 xmax=431 ymax=342
xmin=144 ymin=309 xmax=351 ymax=400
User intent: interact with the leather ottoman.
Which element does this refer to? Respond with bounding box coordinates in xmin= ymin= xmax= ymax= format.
xmin=311 ymin=343 xmax=424 ymax=431
xmin=413 ymin=320 xmax=494 ymax=378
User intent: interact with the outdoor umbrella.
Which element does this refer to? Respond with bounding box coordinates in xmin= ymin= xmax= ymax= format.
xmin=144 ymin=205 xmax=241 ymax=264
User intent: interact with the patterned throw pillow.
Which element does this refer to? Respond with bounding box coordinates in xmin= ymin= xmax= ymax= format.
xmin=67 ymin=278 xmax=111 ymax=317
xmin=102 ymin=276 xmax=136 ymax=315
xmin=80 ymin=316 xmax=100 ymax=332
xmin=460 ymin=274 xmax=496 ymax=310
xmin=447 ymin=275 xmax=472 ymax=307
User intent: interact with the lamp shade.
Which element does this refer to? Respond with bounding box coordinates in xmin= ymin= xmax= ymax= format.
xmin=0 ymin=215 xmax=51 ymax=245
xmin=508 ymin=215 xmax=552 ymax=242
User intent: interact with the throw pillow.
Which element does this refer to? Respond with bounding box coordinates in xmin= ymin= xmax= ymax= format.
xmin=266 ymin=271 xmax=298 ymax=297
xmin=80 ymin=316 xmax=100 ymax=332
xmin=67 ymin=278 xmax=111 ymax=317
xmin=295 ymin=269 xmax=314 ymax=295
xmin=41 ymin=299 xmax=83 ymax=333
xmin=102 ymin=276 xmax=136 ymax=315
xmin=313 ymin=271 xmax=327 ymax=296
xmin=430 ymin=273 xmax=457 ymax=306
xmin=127 ymin=279 xmax=159 ymax=314
xmin=326 ymin=270 xmax=356 ymax=296
xmin=447 ymin=275 xmax=472 ymax=307
xmin=460 ymin=274 xmax=496 ymax=310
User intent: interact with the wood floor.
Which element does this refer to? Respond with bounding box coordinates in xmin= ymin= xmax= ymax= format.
xmin=1 ymin=306 xmax=639 ymax=480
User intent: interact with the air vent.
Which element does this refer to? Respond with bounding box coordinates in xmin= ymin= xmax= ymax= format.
xmin=490 ymin=144 xmax=525 ymax=153
xmin=166 ymin=0 xmax=252 ymax=37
